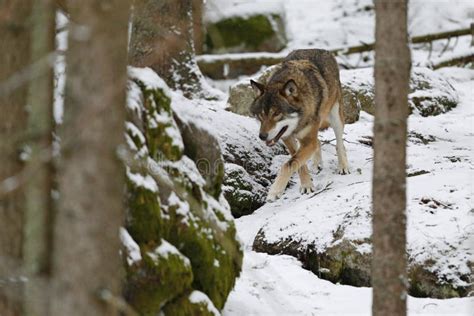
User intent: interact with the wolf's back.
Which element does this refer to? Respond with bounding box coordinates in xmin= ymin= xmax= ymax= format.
xmin=284 ymin=49 xmax=340 ymax=83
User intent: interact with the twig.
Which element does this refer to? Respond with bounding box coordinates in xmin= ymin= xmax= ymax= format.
xmin=308 ymin=181 xmax=333 ymax=198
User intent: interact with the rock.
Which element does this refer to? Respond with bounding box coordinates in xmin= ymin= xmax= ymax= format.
xmin=204 ymin=14 xmax=287 ymax=54
xmin=226 ymin=67 xmax=459 ymax=123
xmin=124 ymin=241 xmax=193 ymax=315
xmin=341 ymin=67 xmax=459 ymax=117
xmin=172 ymin=99 xmax=287 ymax=217
xmin=123 ymin=67 xmax=243 ymax=314
xmin=175 ymin=114 xmax=224 ymax=199
xmin=162 ymin=290 xmax=220 ymax=316
xmin=222 ymin=163 xmax=266 ymax=218
xmin=253 ymin=233 xmax=372 ymax=287
xmin=251 ymin=178 xmax=471 ymax=298
xmin=226 ymin=65 xmax=280 ymax=116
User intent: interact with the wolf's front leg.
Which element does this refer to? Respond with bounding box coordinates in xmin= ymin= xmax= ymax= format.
xmin=283 ymin=138 xmax=315 ymax=195
xmin=267 ymin=137 xmax=317 ymax=202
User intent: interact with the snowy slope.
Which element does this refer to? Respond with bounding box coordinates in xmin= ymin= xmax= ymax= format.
xmin=219 ymin=68 xmax=473 ymax=315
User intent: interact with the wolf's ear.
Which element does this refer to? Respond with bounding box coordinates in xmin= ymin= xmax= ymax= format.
xmin=250 ymin=80 xmax=265 ymax=96
xmin=283 ymin=79 xmax=298 ymax=97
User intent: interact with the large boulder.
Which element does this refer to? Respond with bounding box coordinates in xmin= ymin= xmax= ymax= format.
xmin=226 ymin=66 xmax=459 ymax=122
xmin=341 ymin=67 xmax=459 ymax=117
xmin=204 ymin=1 xmax=287 ymax=53
xmin=122 ymin=67 xmax=243 ymax=315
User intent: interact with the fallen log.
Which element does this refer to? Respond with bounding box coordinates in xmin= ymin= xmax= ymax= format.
xmin=198 ymin=26 xmax=473 ymax=79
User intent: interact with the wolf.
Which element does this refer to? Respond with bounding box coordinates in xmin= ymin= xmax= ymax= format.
xmin=249 ymin=49 xmax=350 ymax=201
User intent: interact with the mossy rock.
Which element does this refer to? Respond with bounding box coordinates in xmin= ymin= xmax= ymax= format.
xmin=124 ymin=68 xmax=243 ymax=314
xmin=162 ymin=290 xmax=219 ymax=316
xmin=124 ymin=241 xmax=194 ymax=316
xmin=223 ymin=163 xmax=266 ymax=218
xmin=132 ymin=78 xmax=183 ymax=161
xmin=125 ymin=174 xmax=162 ymax=244
xmin=163 ymin=160 xmax=242 ymax=310
xmin=205 ymin=14 xmax=287 ymax=54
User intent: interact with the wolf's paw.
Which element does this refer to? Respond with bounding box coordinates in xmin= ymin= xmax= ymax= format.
xmin=337 ymin=165 xmax=350 ymax=175
xmin=266 ymin=190 xmax=284 ymax=202
xmin=266 ymin=184 xmax=285 ymax=202
xmin=299 ymin=182 xmax=315 ymax=194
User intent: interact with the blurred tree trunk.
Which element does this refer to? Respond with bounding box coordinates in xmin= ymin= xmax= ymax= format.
xmin=22 ymin=0 xmax=56 ymax=315
xmin=129 ymin=0 xmax=204 ymax=98
xmin=0 ymin=2 xmax=32 ymax=315
xmin=192 ymin=0 xmax=204 ymax=55
xmin=372 ymin=1 xmax=411 ymax=316
xmin=51 ymin=0 xmax=130 ymax=315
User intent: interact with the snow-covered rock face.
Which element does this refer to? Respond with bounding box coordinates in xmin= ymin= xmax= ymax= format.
xmin=121 ymin=67 xmax=243 ymax=314
xmin=247 ymin=68 xmax=473 ymax=299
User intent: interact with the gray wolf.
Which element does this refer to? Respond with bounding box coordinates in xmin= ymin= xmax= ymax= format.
xmin=249 ymin=49 xmax=350 ymax=201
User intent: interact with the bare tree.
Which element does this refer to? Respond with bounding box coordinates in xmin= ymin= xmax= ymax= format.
xmin=22 ymin=0 xmax=56 ymax=315
xmin=51 ymin=0 xmax=130 ymax=315
xmin=0 ymin=2 xmax=33 ymax=315
xmin=372 ymin=0 xmax=411 ymax=315
xmin=129 ymin=0 xmax=205 ymax=98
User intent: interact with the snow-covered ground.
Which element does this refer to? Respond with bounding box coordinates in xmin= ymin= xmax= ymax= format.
xmin=220 ymin=67 xmax=473 ymax=315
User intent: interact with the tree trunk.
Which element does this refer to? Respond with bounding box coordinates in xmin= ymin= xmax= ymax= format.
xmin=22 ymin=0 xmax=56 ymax=315
xmin=372 ymin=1 xmax=411 ymax=316
xmin=51 ymin=0 xmax=129 ymax=315
xmin=0 ymin=2 xmax=32 ymax=315
xmin=129 ymin=0 xmax=204 ymax=98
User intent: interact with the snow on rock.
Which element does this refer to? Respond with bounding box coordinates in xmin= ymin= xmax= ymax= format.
xmin=189 ymin=290 xmax=221 ymax=316
xmin=172 ymin=92 xmax=287 ymax=217
xmin=120 ymin=227 xmax=142 ymax=266
xmin=126 ymin=167 xmax=158 ymax=193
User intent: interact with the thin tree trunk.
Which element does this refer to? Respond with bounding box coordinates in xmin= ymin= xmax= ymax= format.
xmin=129 ymin=0 xmax=204 ymax=98
xmin=22 ymin=0 xmax=56 ymax=315
xmin=0 ymin=2 xmax=32 ymax=315
xmin=372 ymin=1 xmax=411 ymax=315
xmin=51 ymin=0 xmax=129 ymax=315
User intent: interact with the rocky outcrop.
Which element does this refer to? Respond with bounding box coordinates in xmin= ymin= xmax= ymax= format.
xmin=122 ymin=67 xmax=243 ymax=315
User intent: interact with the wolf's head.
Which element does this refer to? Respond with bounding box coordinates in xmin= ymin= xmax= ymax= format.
xmin=249 ymin=79 xmax=301 ymax=147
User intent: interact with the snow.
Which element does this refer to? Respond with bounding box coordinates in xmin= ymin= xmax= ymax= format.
xmin=148 ymin=239 xmax=191 ymax=267
xmin=128 ymin=66 xmax=173 ymax=98
xmin=204 ymin=0 xmax=285 ymax=24
xmin=126 ymin=167 xmax=159 ymax=192
xmin=223 ymin=252 xmax=473 ymax=316
xmin=120 ymin=228 xmax=142 ymax=265
xmin=221 ymin=67 xmax=474 ymax=315
xmin=189 ymin=290 xmax=220 ymax=316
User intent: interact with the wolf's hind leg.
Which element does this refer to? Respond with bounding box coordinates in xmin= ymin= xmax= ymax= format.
xmin=329 ymin=102 xmax=350 ymax=174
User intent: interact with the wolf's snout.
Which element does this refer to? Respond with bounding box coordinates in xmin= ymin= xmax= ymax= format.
xmin=259 ymin=132 xmax=268 ymax=141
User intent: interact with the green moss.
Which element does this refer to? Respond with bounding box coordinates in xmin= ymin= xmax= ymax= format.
xmin=206 ymin=14 xmax=286 ymax=53
xmin=162 ymin=291 xmax=217 ymax=316
xmin=166 ymin=164 xmax=243 ymax=310
xmin=126 ymin=179 xmax=162 ymax=245
xmin=124 ymin=243 xmax=194 ymax=316
xmin=133 ymin=79 xmax=183 ymax=161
